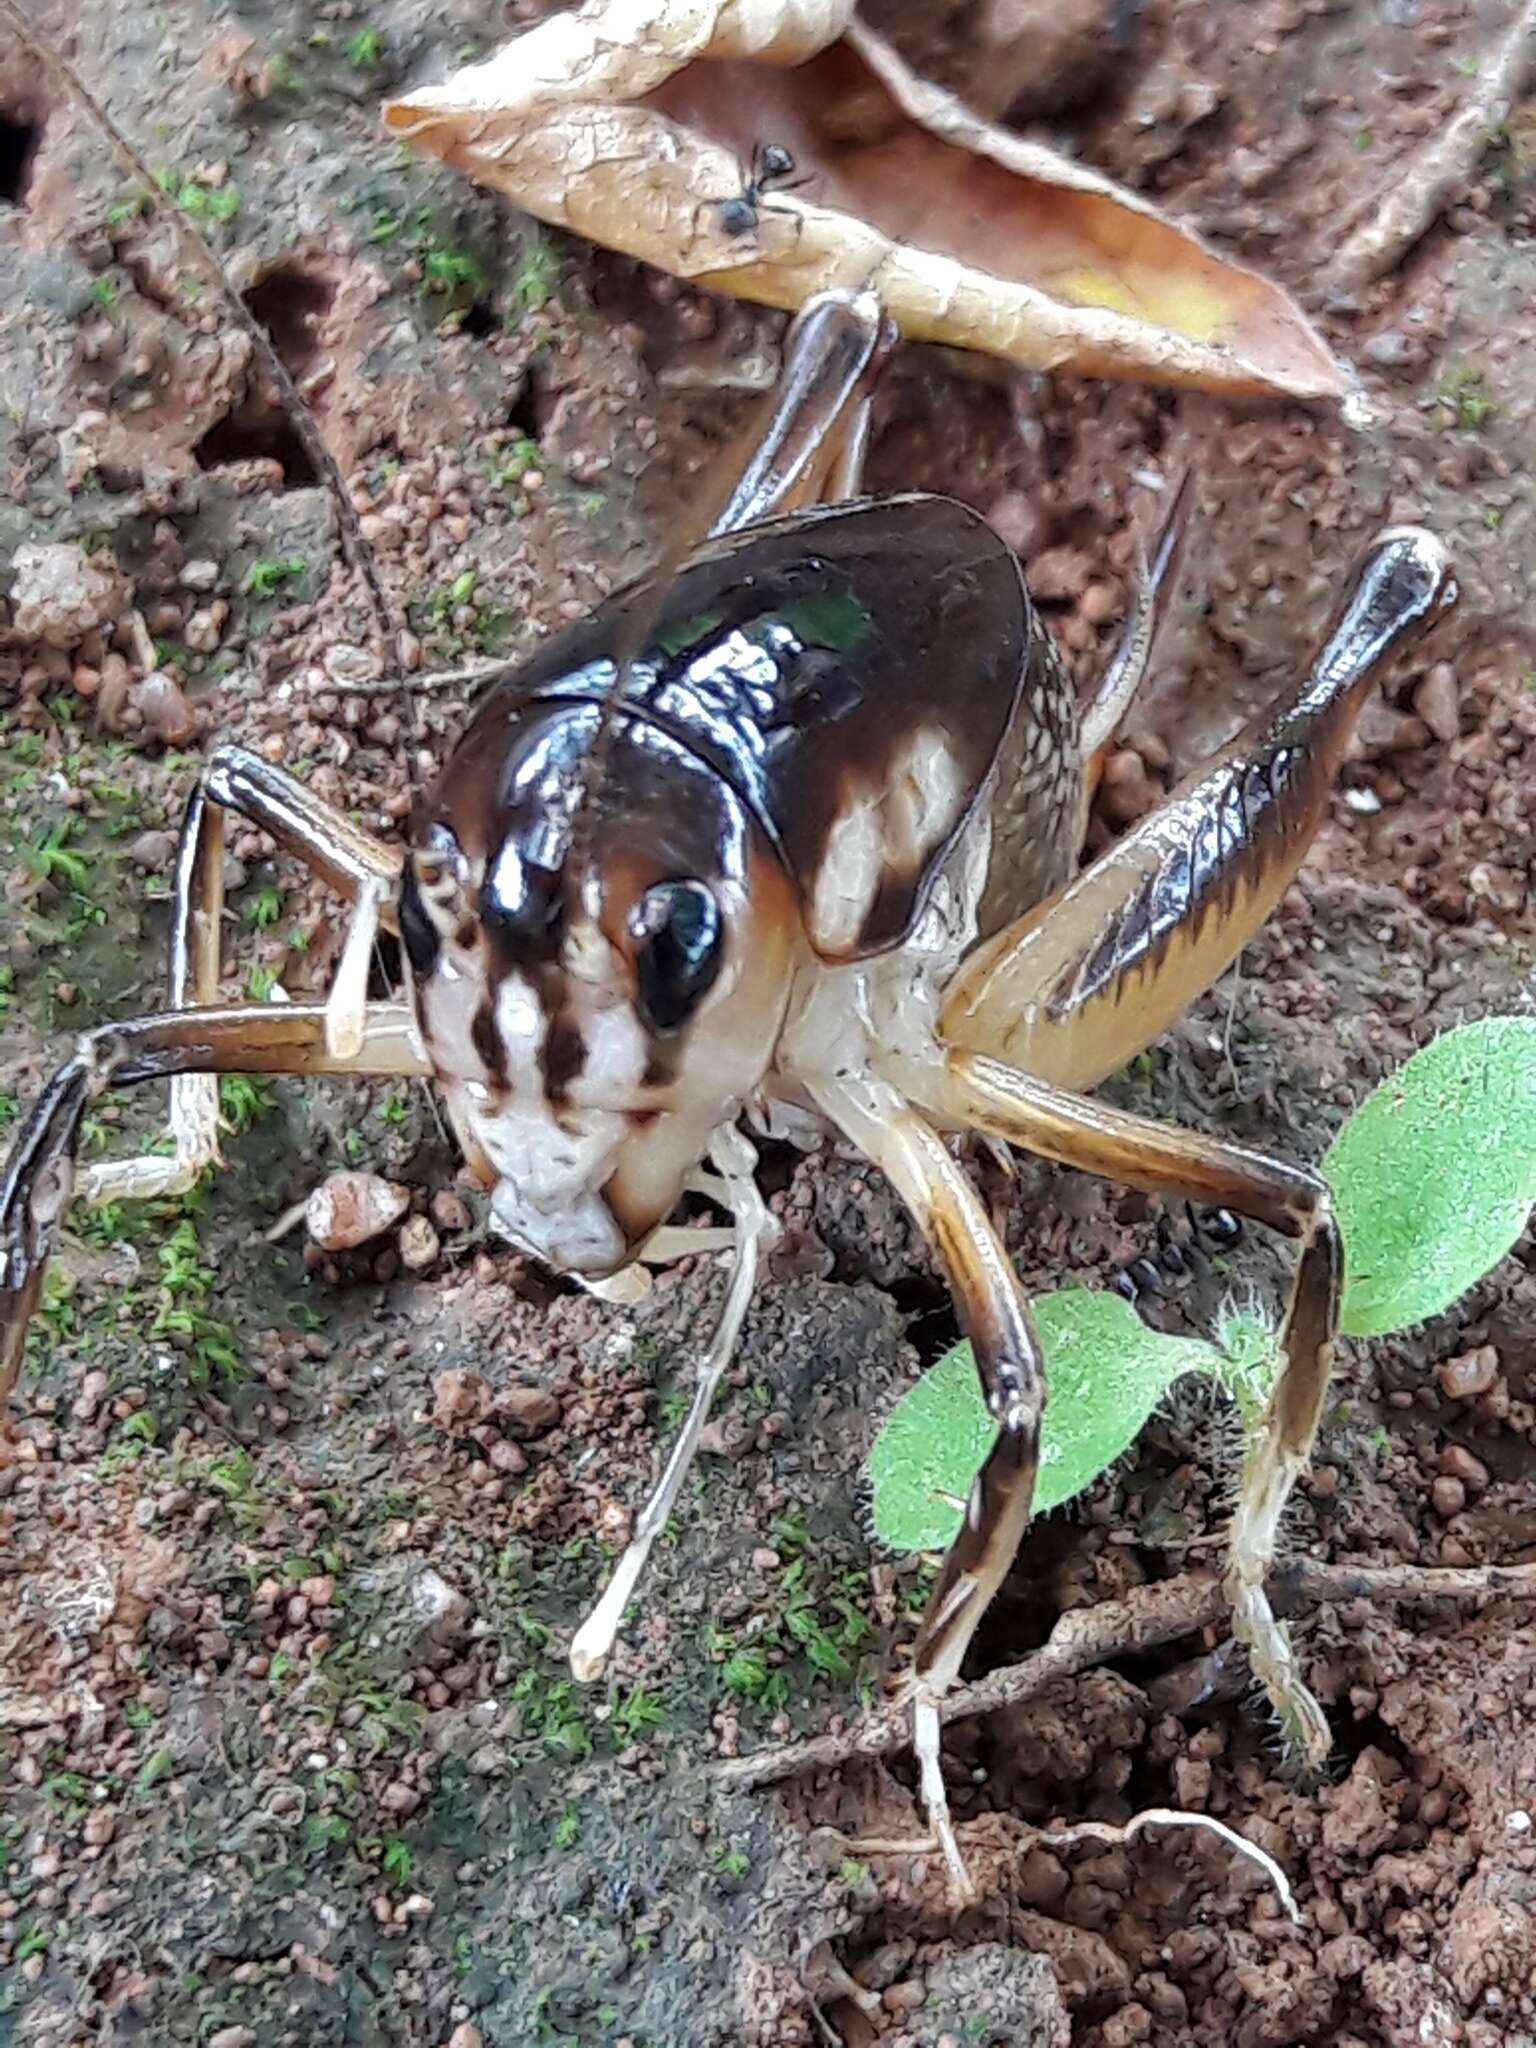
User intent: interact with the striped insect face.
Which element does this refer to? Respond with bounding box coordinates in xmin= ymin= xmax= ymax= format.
xmin=400 ymin=702 xmax=801 ymax=1276
xmin=396 ymin=494 xmax=1034 ymax=1279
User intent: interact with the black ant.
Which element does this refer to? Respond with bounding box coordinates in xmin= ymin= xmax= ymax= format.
xmin=1112 ymin=1204 xmax=1244 ymax=1307
xmin=714 ymin=142 xmax=808 ymax=239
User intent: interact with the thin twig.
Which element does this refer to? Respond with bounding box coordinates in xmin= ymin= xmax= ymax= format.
xmin=1325 ymin=0 xmax=1536 ymax=290
xmin=0 ymin=1 xmax=413 ymax=745
xmin=330 ymin=658 xmax=513 ymax=697
xmin=712 ymin=1559 xmax=1536 ymax=1790
xmin=1042 ymin=1808 xmax=1300 ymax=1922
xmin=714 ymin=1573 xmax=1227 ymax=1789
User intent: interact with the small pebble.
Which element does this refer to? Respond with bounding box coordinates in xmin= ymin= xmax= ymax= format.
xmin=1437 ymin=1444 xmax=1489 ymax=1493
xmin=499 ymin=1385 xmax=561 ymax=1439
xmin=183 ymin=605 xmax=224 ymax=654
xmin=1438 ymin=1345 xmax=1497 ymax=1400
xmin=306 ymin=1172 xmax=410 ymax=1251
xmin=1363 ymin=329 xmax=1412 ymax=368
xmin=1080 ymin=580 xmax=1120 ymax=626
xmin=985 ymin=492 xmax=1047 ymax=559
xmin=1027 ymin=544 xmax=1092 ymax=603
xmin=432 ymin=1368 xmax=495 ymax=1432
xmin=882 ymin=1981 xmax=925 ymax=2017
xmin=128 ymin=829 xmax=178 ymax=871
xmin=73 ymin=1369 xmax=110 ymax=1423
xmin=431 ymin=1189 xmax=472 ymax=1236
xmin=1431 ymin=1476 xmax=1466 ymax=1519
xmin=135 ymin=671 xmax=199 ymax=746
xmin=1412 ymin=662 xmax=1459 ymax=744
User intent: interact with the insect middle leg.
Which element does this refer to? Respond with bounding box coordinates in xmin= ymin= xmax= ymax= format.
xmin=80 ymin=743 xmax=402 ymax=1209
xmin=808 ymin=1069 xmax=1044 ymax=1901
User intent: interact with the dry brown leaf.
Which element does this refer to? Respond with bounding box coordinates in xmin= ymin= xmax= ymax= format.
xmin=384 ymin=0 xmax=1348 ymax=403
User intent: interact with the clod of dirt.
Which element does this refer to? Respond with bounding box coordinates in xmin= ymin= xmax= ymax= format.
xmin=431 ymin=1367 xmax=496 ymax=1433
xmin=6 ymin=540 xmax=128 ymax=647
xmin=1412 ymin=660 xmax=1460 ymax=745
xmin=963 ymin=0 xmax=1119 ymax=122
xmin=305 ymin=1169 xmax=411 ymax=1250
xmin=132 ymin=670 xmax=199 ymax=746
xmin=1439 ymin=1345 xmax=1500 ymax=1401
xmin=902 ymin=1941 xmax=1070 ymax=2045
xmin=499 ymin=1384 xmax=563 ymax=1439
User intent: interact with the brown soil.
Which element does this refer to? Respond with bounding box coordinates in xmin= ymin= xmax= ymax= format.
xmin=2 ymin=1 xmax=1535 ymax=2045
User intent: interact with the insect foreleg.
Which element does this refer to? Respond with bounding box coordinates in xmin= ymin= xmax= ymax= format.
xmin=81 ymin=744 xmax=403 ymax=1209
xmin=1 ymin=1002 xmax=426 ymax=1407
xmin=569 ymin=1123 xmax=775 ymax=1684
xmin=925 ymin=1050 xmax=1339 ymax=1766
xmin=807 ymin=1070 xmax=1045 ymax=1903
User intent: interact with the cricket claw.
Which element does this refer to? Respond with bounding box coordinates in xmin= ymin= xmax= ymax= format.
xmin=0 ymin=1053 xmax=94 ymax=1406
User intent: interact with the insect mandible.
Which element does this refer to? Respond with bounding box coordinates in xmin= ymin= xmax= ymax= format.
xmin=0 ymin=283 xmax=1456 ymax=1896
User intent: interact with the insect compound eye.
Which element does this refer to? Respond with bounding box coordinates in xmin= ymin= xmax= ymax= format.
xmin=397 ymin=858 xmax=441 ymax=978
xmin=629 ymin=880 xmax=724 ymax=1035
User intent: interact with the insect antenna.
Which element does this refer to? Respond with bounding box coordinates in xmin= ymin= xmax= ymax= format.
xmin=0 ymin=0 xmax=421 ymax=795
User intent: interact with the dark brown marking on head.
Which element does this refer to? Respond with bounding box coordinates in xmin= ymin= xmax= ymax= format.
xmin=539 ymin=1011 xmax=586 ymax=1104
xmin=641 ymin=1042 xmax=680 ymax=1092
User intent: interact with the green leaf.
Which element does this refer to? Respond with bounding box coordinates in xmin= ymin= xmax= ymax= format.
xmin=1324 ymin=1016 xmax=1536 ymax=1337
xmin=1210 ymin=1303 xmax=1280 ymax=1432
xmin=868 ymin=1290 xmax=1217 ymax=1553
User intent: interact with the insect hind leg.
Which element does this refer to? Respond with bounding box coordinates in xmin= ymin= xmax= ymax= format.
xmin=80 ymin=743 xmax=401 ymax=1210
xmin=1079 ymin=470 xmax=1193 ymax=769
xmin=926 ymin=1050 xmax=1341 ymax=1769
